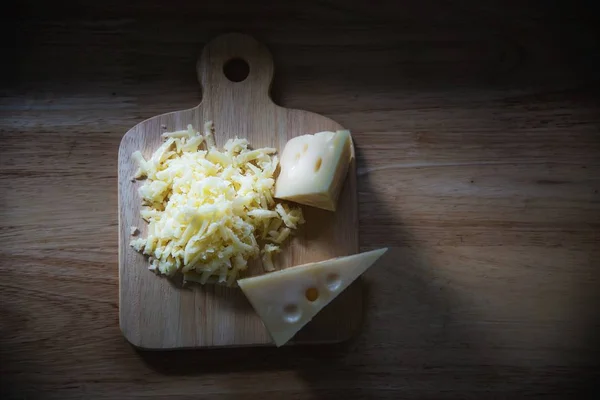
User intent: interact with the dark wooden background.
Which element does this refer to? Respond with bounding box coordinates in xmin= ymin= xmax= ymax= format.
xmin=2 ymin=0 xmax=599 ymax=398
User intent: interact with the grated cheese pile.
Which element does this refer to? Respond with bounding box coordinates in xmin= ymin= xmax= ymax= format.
xmin=130 ymin=122 xmax=304 ymax=286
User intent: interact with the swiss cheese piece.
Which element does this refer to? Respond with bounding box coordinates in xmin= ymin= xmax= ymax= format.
xmin=274 ymin=130 xmax=352 ymax=211
xmin=238 ymin=248 xmax=387 ymax=346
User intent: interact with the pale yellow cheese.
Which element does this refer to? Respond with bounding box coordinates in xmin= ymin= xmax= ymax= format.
xmin=129 ymin=122 xmax=304 ymax=285
xmin=237 ymin=248 xmax=387 ymax=346
xmin=274 ymin=130 xmax=352 ymax=211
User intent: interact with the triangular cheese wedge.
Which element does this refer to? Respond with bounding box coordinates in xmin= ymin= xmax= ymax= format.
xmin=237 ymin=248 xmax=388 ymax=346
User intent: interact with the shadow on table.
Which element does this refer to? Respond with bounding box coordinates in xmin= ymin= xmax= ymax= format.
xmin=293 ymin=146 xmax=499 ymax=398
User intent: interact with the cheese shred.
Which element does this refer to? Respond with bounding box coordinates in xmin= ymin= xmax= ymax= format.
xmin=130 ymin=122 xmax=304 ymax=285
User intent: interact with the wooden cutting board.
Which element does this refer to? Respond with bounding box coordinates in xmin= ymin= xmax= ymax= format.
xmin=118 ymin=33 xmax=359 ymax=349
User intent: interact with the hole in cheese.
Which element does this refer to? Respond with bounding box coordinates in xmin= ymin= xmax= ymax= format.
xmin=283 ymin=304 xmax=301 ymax=323
xmin=314 ymin=157 xmax=322 ymax=172
xmin=325 ymin=273 xmax=341 ymax=291
xmin=305 ymin=287 xmax=319 ymax=302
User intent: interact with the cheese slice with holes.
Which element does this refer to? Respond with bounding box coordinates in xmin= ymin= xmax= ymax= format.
xmin=238 ymin=248 xmax=387 ymax=346
xmin=274 ymin=130 xmax=352 ymax=211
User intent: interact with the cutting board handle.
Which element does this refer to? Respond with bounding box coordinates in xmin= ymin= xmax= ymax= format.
xmin=197 ymin=33 xmax=274 ymax=102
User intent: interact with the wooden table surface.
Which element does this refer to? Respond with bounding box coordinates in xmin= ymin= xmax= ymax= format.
xmin=2 ymin=0 xmax=599 ymax=398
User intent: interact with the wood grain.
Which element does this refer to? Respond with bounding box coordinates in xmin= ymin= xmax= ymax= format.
xmin=2 ymin=0 xmax=600 ymax=398
xmin=118 ymin=33 xmax=359 ymax=349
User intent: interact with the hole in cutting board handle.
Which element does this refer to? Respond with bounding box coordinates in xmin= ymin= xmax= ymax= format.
xmin=223 ymin=58 xmax=250 ymax=82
